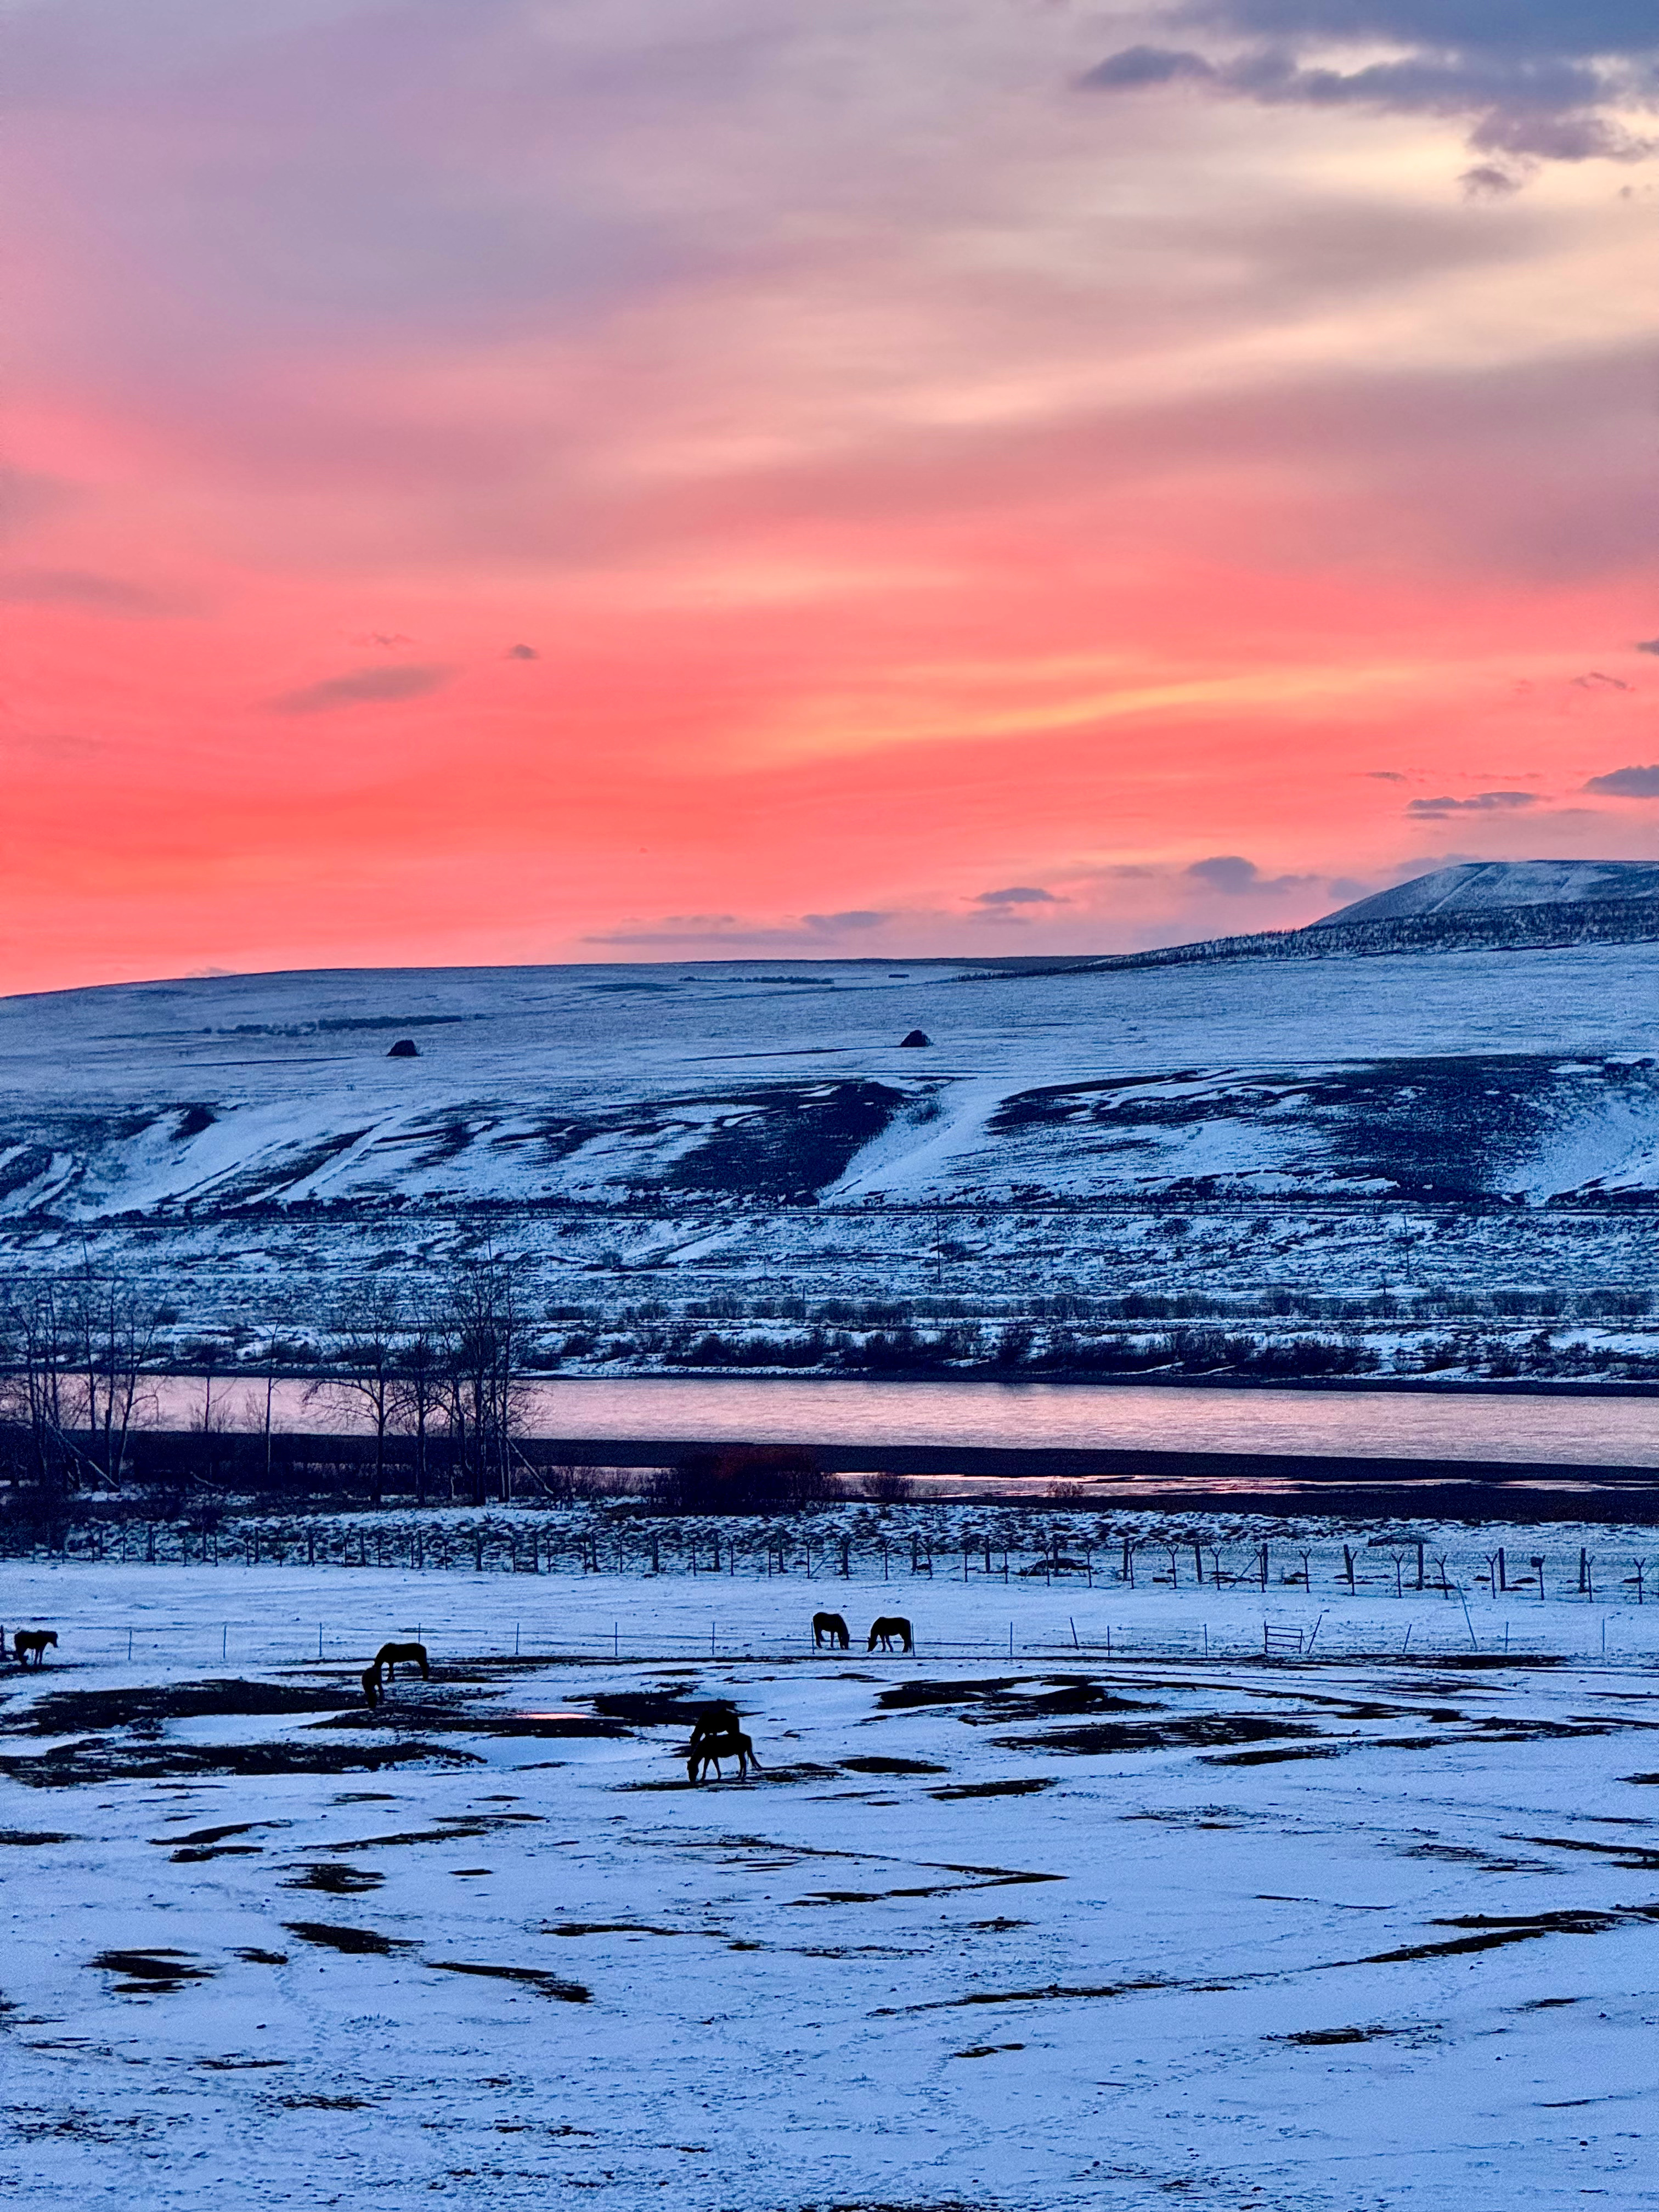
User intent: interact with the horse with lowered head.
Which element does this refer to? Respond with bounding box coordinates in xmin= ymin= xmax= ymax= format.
xmin=812 ymin=1611 xmax=850 ymax=1650
xmin=374 ymin=1641 xmax=430 ymax=1680
xmin=14 ymin=1629 xmax=57 ymax=1667
xmin=866 ymin=1616 xmax=913 ymax=1653
xmin=687 ymin=1728 xmax=761 ymax=1783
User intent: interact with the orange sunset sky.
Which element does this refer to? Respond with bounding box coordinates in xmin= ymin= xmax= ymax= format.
xmin=3 ymin=0 xmax=1656 ymax=994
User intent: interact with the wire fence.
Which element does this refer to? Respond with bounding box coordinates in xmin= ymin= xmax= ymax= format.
xmin=8 ymin=1607 xmax=1647 ymax=1671
xmin=7 ymin=1515 xmax=1657 ymax=1601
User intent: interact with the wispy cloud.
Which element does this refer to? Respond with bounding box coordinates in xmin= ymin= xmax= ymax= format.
xmin=268 ymin=664 xmax=452 ymax=715
xmin=1406 ymin=790 xmax=1538 ymax=816
xmin=1184 ymin=855 xmax=1317 ymax=894
xmin=1584 ymin=764 xmax=1659 ymax=797
xmin=974 ymin=885 xmax=1062 ymax=906
xmin=0 ymin=567 xmax=177 ymax=617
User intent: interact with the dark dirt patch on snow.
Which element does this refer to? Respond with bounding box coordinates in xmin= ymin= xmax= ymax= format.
xmin=91 ymin=1948 xmax=213 ymax=1994
xmin=590 ymin=1691 xmax=736 ymax=1726
xmin=1359 ymin=1905 xmax=1659 ymax=1964
xmin=541 ymin=1921 xmax=683 ymax=1938
xmin=425 ymin=1959 xmax=590 ymax=2002
xmin=9 ymin=1680 xmax=357 ymax=1734
xmin=154 ymin=1819 xmax=293 ymax=1849
xmin=1 ymin=1739 xmax=482 ymax=1788
xmin=876 ymin=1679 xmax=1019 ymax=1711
xmin=994 ymin=1716 xmax=1323 ymax=1757
xmin=282 ymin=1921 xmax=412 ymax=1956
xmin=1268 ymin=2024 xmax=1434 ymax=2047
xmin=930 ymin=1778 xmax=1056 ymax=1800
xmin=839 ymin=1756 xmax=949 ymax=1776
xmin=282 ymin=1862 xmax=386 ymax=1895
xmin=874 ymin=1979 xmax=1169 ymax=2016
xmin=316 ymin=1705 xmax=628 ymax=1741
xmin=1206 ymin=1742 xmax=1346 ymax=1767
xmin=0 ymin=1828 xmax=76 ymax=1845
xmin=325 ymin=1813 xmax=544 ymax=1850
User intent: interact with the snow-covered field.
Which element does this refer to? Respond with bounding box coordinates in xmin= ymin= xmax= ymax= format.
xmin=4 ymin=1544 xmax=1658 ymax=2210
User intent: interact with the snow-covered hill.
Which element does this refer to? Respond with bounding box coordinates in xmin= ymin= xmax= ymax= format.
xmin=1317 ymin=860 xmax=1659 ymax=929
xmin=1 ymin=944 xmax=1657 ymax=1223
xmin=2 ymin=939 xmax=1656 ymax=1351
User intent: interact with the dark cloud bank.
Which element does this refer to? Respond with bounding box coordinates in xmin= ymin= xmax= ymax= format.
xmin=1080 ymin=0 xmax=1657 ymax=178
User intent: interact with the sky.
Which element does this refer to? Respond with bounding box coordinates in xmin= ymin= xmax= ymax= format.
xmin=2 ymin=0 xmax=1656 ymax=992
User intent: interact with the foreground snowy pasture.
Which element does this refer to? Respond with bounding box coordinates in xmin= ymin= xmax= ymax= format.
xmin=2 ymin=1562 xmax=1657 ymax=2211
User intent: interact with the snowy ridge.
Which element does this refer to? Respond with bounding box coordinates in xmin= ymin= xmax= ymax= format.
xmin=1 ymin=944 xmax=1658 ymax=1223
xmin=1318 ymin=859 xmax=1659 ymax=928
xmin=2 ymin=939 xmax=1658 ymax=1344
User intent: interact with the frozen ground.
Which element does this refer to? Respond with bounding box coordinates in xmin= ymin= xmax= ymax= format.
xmin=3 ymin=1547 xmax=1658 ymax=2210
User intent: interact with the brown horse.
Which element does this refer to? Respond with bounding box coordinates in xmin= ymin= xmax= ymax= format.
xmin=687 ymin=1728 xmax=761 ymax=1782
xmin=14 ymin=1630 xmax=57 ymax=1667
xmin=866 ymin=1616 xmax=913 ymax=1653
xmin=374 ymin=1641 xmax=429 ymax=1680
xmin=812 ymin=1611 xmax=850 ymax=1650
xmin=361 ymin=1663 xmax=382 ymax=1708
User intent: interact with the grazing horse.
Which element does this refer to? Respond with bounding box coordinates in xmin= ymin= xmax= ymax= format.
xmin=812 ymin=1611 xmax=850 ymax=1650
xmin=866 ymin=1616 xmax=913 ymax=1654
xmin=374 ymin=1641 xmax=429 ymax=1681
xmin=361 ymin=1663 xmax=382 ymax=1708
xmin=688 ymin=1701 xmax=740 ymax=1748
xmin=687 ymin=1728 xmax=761 ymax=1783
xmin=14 ymin=1629 xmax=57 ymax=1667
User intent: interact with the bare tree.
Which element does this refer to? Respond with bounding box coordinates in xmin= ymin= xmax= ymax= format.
xmin=314 ymin=1280 xmax=407 ymax=1508
xmin=0 ymin=1277 xmax=79 ymax=1506
xmin=2 ymin=1257 xmax=166 ymax=1502
xmin=65 ymin=1249 xmax=162 ymax=1486
xmin=392 ymin=1293 xmax=450 ymax=1507
xmin=442 ymin=1250 xmax=528 ymax=1506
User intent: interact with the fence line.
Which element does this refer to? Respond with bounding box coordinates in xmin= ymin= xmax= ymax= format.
xmin=11 ymin=1617 xmax=1637 ymax=1669
xmin=7 ymin=1520 xmax=1654 ymax=1613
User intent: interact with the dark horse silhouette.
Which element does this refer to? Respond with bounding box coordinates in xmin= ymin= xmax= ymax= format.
xmin=866 ymin=1615 xmax=913 ymax=1653
xmin=14 ymin=1629 xmax=57 ymax=1667
xmin=361 ymin=1663 xmax=383 ymax=1708
xmin=688 ymin=1728 xmax=761 ymax=1782
xmin=374 ymin=1641 xmax=430 ymax=1680
xmin=812 ymin=1611 xmax=850 ymax=1650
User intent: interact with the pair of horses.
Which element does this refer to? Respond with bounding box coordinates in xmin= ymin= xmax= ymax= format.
xmin=686 ymin=1701 xmax=761 ymax=1782
xmin=812 ymin=1611 xmax=913 ymax=1654
xmin=7 ymin=1629 xmax=57 ymax=1667
xmin=360 ymin=1640 xmax=429 ymax=1708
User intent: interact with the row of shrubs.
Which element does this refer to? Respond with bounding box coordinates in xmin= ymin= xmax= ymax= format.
xmin=534 ymin=1321 xmax=1659 ymax=1381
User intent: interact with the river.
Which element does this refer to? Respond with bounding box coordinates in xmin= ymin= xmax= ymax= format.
xmin=142 ymin=1373 xmax=1659 ymax=1468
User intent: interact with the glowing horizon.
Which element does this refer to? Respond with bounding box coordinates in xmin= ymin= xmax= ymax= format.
xmin=4 ymin=0 xmax=1657 ymax=996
